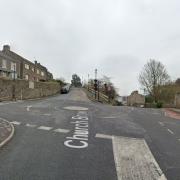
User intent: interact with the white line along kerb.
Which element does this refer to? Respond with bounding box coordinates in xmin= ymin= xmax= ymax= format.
xmin=10 ymin=121 xmax=21 ymax=125
xmin=64 ymin=111 xmax=89 ymax=149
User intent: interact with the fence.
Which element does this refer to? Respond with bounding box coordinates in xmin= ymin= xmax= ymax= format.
xmin=87 ymin=88 xmax=110 ymax=103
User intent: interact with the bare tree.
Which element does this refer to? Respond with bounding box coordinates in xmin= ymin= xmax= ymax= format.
xmin=139 ymin=59 xmax=170 ymax=102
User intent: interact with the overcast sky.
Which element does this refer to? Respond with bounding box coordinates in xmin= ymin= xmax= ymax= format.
xmin=0 ymin=0 xmax=180 ymax=95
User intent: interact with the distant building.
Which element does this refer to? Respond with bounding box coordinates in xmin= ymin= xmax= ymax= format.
xmin=127 ymin=90 xmax=145 ymax=107
xmin=0 ymin=45 xmax=53 ymax=81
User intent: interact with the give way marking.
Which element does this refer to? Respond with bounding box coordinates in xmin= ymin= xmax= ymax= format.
xmin=96 ymin=133 xmax=167 ymax=180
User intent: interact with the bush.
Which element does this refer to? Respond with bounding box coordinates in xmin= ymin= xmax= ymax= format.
xmin=156 ymin=102 xmax=163 ymax=108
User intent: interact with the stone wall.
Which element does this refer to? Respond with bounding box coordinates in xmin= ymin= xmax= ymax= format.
xmin=0 ymin=78 xmax=60 ymax=101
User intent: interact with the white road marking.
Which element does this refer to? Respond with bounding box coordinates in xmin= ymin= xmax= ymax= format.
xmin=26 ymin=123 xmax=37 ymax=128
xmin=10 ymin=121 xmax=21 ymax=125
xmin=54 ymin=106 xmax=59 ymax=111
xmin=54 ymin=128 xmax=70 ymax=133
xmin=43 ymin=113 xmax=51 ymax=116
xmin=38 ymin=126 xmax=53 ymax=131
xmin=26 ymin=105 xmax=32 ymax=111
xmin=0 ymin=102 xmax=17 ymax=106
xmin=101 ymin=116 xmax=117 ymax=119
xmin=178 ymin=139 xmax=180 ymax=142
xmin=159 ymin=121 xmax=165 ymax=126
xmin=152 ymin=112 xmax=160 ymax=115
xmin=95 ymin=133 xmax=112 ymax=139
xmin=167 ymin=129 xmax=174 ymax=135
xmin=112 ymin=136 xmax=167 ymax=180
xmin=64 ymin=111 xmax=89 ymax=149
xmin=63 ymin=106 xmax=88 ymax=111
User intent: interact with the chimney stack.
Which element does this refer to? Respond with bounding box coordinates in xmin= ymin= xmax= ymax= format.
xmin=3 ymin=45 xmax=10 ymax=51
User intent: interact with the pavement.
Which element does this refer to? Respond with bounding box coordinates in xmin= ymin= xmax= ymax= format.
xmin=164 ymin=108 xmax=180 ymax=120
xmin=0 ymin=118 xmax=14 ymax=148
xmin=0 ymin=88 xmax=179 ymax=180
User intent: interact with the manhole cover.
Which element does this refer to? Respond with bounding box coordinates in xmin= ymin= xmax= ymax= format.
xmin=63 ymin=106 xmax=88 ymax=111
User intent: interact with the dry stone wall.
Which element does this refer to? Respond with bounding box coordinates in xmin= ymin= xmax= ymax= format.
xmin=0 ymin=78 xmax=60 ymax=101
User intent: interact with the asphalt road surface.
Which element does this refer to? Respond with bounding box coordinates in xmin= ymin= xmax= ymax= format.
xmin=0 ymin=88 xmax=180 ymax=180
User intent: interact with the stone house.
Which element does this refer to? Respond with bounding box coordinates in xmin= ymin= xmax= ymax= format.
xmin=127 ymin=90 xmax=145 ymax=107
xmin=0 ymin=50 xmax=21 ymax=79
xmin=0 ymin=45 xmax=53 ymax=81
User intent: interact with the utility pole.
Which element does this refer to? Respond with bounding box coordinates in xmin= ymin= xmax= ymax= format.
xmin=95 ymin=69 xmax=97 ymax=80
xmin=97 ymin=80 xmax=100 ymax=101
xmin=81 ymin=76 xmax=83 ymax=87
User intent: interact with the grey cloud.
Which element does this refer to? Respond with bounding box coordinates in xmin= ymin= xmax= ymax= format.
xmin=0 ymin=0 xmax=180 ymax=95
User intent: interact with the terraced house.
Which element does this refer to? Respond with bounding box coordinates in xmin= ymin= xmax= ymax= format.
xmin=0 ymin=45 xmax=53 ymax=81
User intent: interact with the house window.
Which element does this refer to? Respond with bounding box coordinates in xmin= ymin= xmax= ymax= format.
xmin=2 ymin=59 xmax=7 ymax=69
xmin=32 ymin=67 xmax=34 ymax=72
xmin=2 ymin=72 xmax=7 ymax=77
xmin=25 ymin=74 xmax=29 ymax=80
xmin=37 ymin=69 xmax=40 ymax=74
xmin=25 ymin=64 xmax=30 ymax=69
xmin=11 ymin=62 xmax=16 ymax=71
xmin=11 ymin=72 xmax=17 ymax=79
xmin=41 ymin=71 xmax=44 ymax=76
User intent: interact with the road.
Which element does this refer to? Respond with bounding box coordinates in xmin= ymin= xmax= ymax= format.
xmin=0 ymin=88 xmax=180 ymax=180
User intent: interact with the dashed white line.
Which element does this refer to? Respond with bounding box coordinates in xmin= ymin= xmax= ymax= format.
xmin=42 ymin=113 xmax=51 ymax=116
xmin=159 ymin=122 xmax=165 ymax=126
xmin=101 ymin=117 xmax=117 ymax=119
xmin=26 ymin=123 xmax=37 ymax=128
xmin=38 ymin=126 xmax=53 ymax=131
xmin=10 ymin=121 xmax=21 ymax=125
xmin=2 ymin=118 xmax=71 ymax=135
xmin=0 ymin=102 xmax=17 ymax=106
xmin=54 ymin=128 xmax=70 ymax=133
xmin=95 ymin=133 xmax=112 ymax=139
xmin=167 ymin=129 xmax=174 ymax=135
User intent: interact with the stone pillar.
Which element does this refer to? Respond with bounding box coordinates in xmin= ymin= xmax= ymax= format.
xmin=175 ymin=93 xmax=180 ymax=108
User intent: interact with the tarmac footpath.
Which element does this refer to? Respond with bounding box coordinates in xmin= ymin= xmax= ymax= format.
xmin=0 ymin=118 xmax=14 ymax=148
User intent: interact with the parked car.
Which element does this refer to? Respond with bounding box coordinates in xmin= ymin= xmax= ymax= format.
xmin=61 ymin=84 xmax=71 ymax=94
